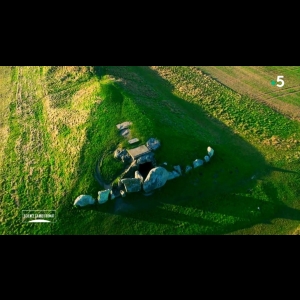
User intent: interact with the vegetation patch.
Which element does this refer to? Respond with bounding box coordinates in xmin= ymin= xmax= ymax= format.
xmin=0 ymin=66 xmax=299 ymax=235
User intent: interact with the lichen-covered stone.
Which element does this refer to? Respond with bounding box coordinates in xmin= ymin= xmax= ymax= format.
xmin=167 ymin=170 xmax=181 ymax=180
xmin=173 ymin=165 xmax=182 ymax=175
xmin=114 ymin=148 xmax=131 ymax=162
xmin=121 ymin=178 xmax=141 ymax=193
xmin=185 ymin=165 xmax=193 ymax=173
xmin=98 ymin=189 xmax=111 ymax=204
xmin=143 ymin=167 xmax=169 ymax=193
xmin=204 ymin=155 xmax=210 ymax=163
xmin=74 ymin=195 xmax=95 ymax=207
xmin=193 ymin=159 xmax=204 ymax=168
xmin=146 ymin=138 xmax=161 ymax=151
xmin=207 ymin=146 xmax=214 ymax=158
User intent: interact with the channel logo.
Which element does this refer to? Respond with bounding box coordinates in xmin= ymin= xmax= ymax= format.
xmin=22 ymin=210 xmax=56 ymax=223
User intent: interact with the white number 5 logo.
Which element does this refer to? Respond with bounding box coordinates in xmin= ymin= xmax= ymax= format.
xmin=276 ymin=75 xmax=284 ymax=87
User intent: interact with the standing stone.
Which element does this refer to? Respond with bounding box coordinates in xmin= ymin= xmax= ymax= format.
xmin=120 ymin=178 xmax=141 ymax=193
xmin=173 ymin=165 xmax=182 ymax=175
xmin=143 ymin=167 xmax=169 ymax=193
xmin=207 ymin=146 xmax=214 ymax=157
xmin=74 ymin=195 xmax=95 ymax=207
xmin=193 ymin=159 xmax=204 ymax=168
xmin=185 ymin=165 xmax=193 ymax=173
xmin=98 ymin=189 xmax=111 ymax=204
xmin=167 ymin=170 xmax=181 ymax=180
xmin=204 ymin=155 xmax=210 ymax=163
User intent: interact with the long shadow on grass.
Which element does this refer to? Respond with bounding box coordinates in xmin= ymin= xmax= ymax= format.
xmin=54 ymin=66 xmax=299 ymax=235
xmin=103 ymin=171 xmax=300 ymax=235
xmin=52 ymin=73 xmax=128 ymax=234
xmin=107 ymin=66 xmax=300 ymax=234
xmin=267 ymin=166 xmax=299 ymax=174
xmin=260 ymin=180 xmax=300 ymax=221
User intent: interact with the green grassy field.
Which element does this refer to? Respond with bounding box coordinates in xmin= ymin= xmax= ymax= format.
xmin=0 ymin=66 xmax=299 ymax=235
xmin=197 ymin=66 xmax=300 ymax=121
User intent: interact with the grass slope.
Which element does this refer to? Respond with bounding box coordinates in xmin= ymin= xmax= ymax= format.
xmin=0 ymin=66 xmax=299 ymax=235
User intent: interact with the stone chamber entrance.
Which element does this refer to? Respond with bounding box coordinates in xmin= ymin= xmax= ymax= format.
xmin=138 ymin=162 xmax=153 ymax=179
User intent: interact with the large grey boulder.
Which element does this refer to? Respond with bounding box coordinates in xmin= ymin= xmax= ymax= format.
xmin=207 ymin=146 xmax=214 ymax=158
xmin=98 ymin=189 xmax=111 ymax=204
xmin=143 ymin=167 xmax=169 ymax=193
xmin=193 ymin=159 xmax=204 ymax=168
xmin=146 ymin=138 xmax=161 ymax=151
xmin=121 ymin=178 xmax=141 ymax=193
xmin=74 ymin=195 xmax=95 ymax=207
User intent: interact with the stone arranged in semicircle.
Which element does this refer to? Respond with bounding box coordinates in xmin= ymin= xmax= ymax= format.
xmin=204 ymin=155 xmax=210 ymax=163
xmin=173 ymin=165 xmax=182 ymax=175
xmin=98 ymin=189 xmax=111 ymax=204
xmin=143 ymin=167 xmax=169 ymax=193
xmin=207 ymin=146 xmax=214 ymax=157
xmin=74 ymin=195 xmax=95 ymax=207
xmin=167 ymin=170 xmax=181 ymax=181
xmin=193 ymin=159 xmax=204 ymax=168
xmin=185 ymin=165 xmax=193 ymax=173
xmin=121 ymin=178 xmax=141 ymax=193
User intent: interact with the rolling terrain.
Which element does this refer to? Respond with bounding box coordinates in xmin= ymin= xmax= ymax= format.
xmin=0 ymin=66 xmax=299 ymax=235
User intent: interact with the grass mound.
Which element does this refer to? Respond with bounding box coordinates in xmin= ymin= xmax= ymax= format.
xmin=0 ymin=66 xmax=299 ymax=235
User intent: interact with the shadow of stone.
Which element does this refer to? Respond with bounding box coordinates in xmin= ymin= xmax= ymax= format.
xmin=52 ymin=66 xmax=298 ymax=235
xmin=267 ymin=166 xmax=299 ymax=174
